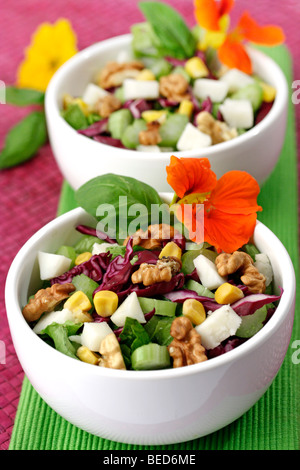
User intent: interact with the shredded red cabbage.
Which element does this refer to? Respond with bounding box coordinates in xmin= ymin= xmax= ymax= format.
xmin=231 ymin=288 xmax=283 ymax=316
xmin=116 ymin=273 xmax=185 ymax=302
xmin=255 ymin=101 xmax=273 ymax=125
xmin=157 ymin=97 xmax=179 ymax=107
xmin=123 ymin=99 xmax=152 ymax=118
xmin=207 ymin=338 xmax=246 ymax=358
xmin=50 ymin=252 xmax=112 ymax=285
xmin=165 ymin=56 xmax=187 ymax=67
xmin=163 ymin=288 xmax=219 ymax=311
xmin=77 ymin=118 xmax=108 ymax=137
xmin=76 ymin=224 xmax=117 ymax=244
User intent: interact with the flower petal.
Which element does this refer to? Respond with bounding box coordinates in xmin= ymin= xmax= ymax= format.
xmin=219 ymin=0 xmax=235 ymax=18
xmin=204 ymin=210 xmax=258 ymax=253
xmin=207 ymin=171 xmax=262 ymax=215
xmin=166 ymin=155 xmax=217 ymax=199
xmin=237 ymin=12 xmax=285 ymax=45
xmin=218 ymin=36 xmax=252 ymax=74
xmin=194 ymin=0 xmax=222 ymax=31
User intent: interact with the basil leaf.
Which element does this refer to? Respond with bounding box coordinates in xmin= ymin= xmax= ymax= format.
xmin=139 ymin=1 xmax=196 ymax=59
xmin=0 ymin=110 xmax=47 ymax=169
xmin=5 ymin=86 xmax=45 ymax=106
xmin=61 ymin=104 xmax=88 ymax=130
xmin=75 ymin=173 xmax=167 ymax=240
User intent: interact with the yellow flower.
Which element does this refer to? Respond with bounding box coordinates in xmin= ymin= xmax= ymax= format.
xmin=17 ymin=18 xmax=78 ymax=92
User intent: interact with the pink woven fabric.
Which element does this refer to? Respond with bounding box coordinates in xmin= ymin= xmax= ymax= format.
xmin=0 ymin=0 xmax=299 ymax=450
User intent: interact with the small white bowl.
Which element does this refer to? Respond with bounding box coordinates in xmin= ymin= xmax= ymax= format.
xmin=5 ymin=203 xmax=295 ymax=445
xmin=45 ymin=34 xmax=288 ymax=192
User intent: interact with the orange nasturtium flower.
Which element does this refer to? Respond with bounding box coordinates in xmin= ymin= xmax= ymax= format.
xmin=194 ymin=0 xmax=285 ymax=74
xmin=166 ymin=155 xmax=262 ymax=253
xmin=17 ymin=19 xmax=78 ymax=92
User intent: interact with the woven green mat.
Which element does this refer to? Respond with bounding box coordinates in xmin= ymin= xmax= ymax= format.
xmin=9 ymin=45 xmax=300 ymax=450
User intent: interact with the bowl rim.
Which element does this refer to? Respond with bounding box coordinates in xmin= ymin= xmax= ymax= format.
xmin=5 ymin=205 xmax=296 ymax=381
xmin=45 ymin=33 xmax=289 ymax=161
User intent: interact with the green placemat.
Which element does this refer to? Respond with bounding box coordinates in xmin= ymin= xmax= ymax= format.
xmin=9 ymin=45 xmax=300 ymax=450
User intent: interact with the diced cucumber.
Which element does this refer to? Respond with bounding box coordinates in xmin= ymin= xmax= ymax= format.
xmin=185 ymin=279 xmax=215 ymax=299
xmin=114 ymin=86 xmax=125 ymax=104
xmin=148 ymin=58 xmax=172 ymax=78
xmin=131 ymin=343 xmax=171 ymax=370
xmin=74 ymin=235 xmax=103 ymax=254
xmin=235 ymin=305 xmax=268 ymax=338
xmin=108 ymin=109 xmax=133 ymax=140
xmin=121 ymin=118 xmax=147 ymax=149
xmin=231 ymin=83 xmax=263 ymax=112
xmin=138 ymin=297 xmax=177 ymax=317
xmin=71 ymin=274 xmax=99 ymax=305
xmin=56 ymin=245 xmax=77 ymax=268
xmin=158 ymin=113 xmax=189 ymax=148
xmin=181 ymin=249 xmax=203 ymax=274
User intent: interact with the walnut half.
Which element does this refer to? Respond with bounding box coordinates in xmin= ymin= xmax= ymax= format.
xmin=131 ymin=256 xmax=182 ymax=286
xmin=168 ymin=316 xmax=207 ymax=368
xmin=22 ymin=283 xmax=75 ymax=323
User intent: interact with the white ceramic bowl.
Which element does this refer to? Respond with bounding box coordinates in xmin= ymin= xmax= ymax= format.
xmin=5 ymin=204 xmax=295 ymax=445
xmin=45 ymin=34 xmax=288 ymax=192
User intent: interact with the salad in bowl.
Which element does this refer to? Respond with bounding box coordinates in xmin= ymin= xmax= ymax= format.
xmin=60 ymin=1 xmax=284 ymax=154
xmin=20 ymin=157 xmax=284 ymax=371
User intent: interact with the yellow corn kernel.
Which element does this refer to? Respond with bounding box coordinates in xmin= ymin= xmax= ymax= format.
xmin=260 ymin=81 xmax=276 ymax=103
xmin=93 ymin=290 xmax=119 ymax=317
xmin=184 ymin=57 xmax=209 ymax=79
xmin=141 ymin=109 xmax=167 ymax=124
xmin=182 ymin=299 xmax=206 ymax=325
xmin=77 ymin=346 xmax=99 ymax=365
xmin=178 ymin=99 xmax=194 ymax=118
xmin=62 ymin=94 xmax=90 ymax=115
xmin=136 ymin=69 xmax=156 ymax=81
xmin=75 ymin=252 xmax=92 ymax=265
xmin=215 ymin=283 xmax=244 ymax=305
xmin=64 ymin=290 xmax=92 ymax=313
xmin=159 ymin=241 xmax=182 ymax=260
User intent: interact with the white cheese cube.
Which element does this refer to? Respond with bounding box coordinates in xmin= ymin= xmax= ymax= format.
xmin=196 ymin=305 xmax=242 ymax=350
xmin=193 ymin=78 xmax=229 ymax=103
xmin=219 ymin=98 xmax=254 ymax=129
xmin=82 ymin=83 xmax=108 ymax=107
xmin=220 ymin=68 xmax=254 ymax=93
xmin=80 ymin=322 xmax=113 ymax=351
xmin=123 ymin=79 xmax=160 ymax=100
xmin=110 ymin=292 xmax=146 ymax=327
xmin=254 ymin=253 xmax=273 ymax=287
xmin=177 ymin=123 xmax=212 ymax=151
xmin=193 ymin=254 xmax=227 ymax=290
xmin=33 ymin=308 xmax=75 ymax=335
xmin=92 ymin=242 xmax=119 ymax=255
xmin=38 ymin=251 xmax=71 ymax=280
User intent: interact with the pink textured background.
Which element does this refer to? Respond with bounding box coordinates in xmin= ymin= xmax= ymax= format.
xmin=0 ymin=0 xmax=299 ymax=450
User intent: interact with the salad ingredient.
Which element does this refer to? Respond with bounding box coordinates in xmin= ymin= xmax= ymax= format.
xmin=75 ymin=252 xmax=92 ymax=265
xmin=110 ymin=292 xmax=146 ymax=327
xmin=158 ymin=114 xmax=189 ymax=148
xmin=177 ymin=122 xmax=212 ymax=151
xmin=123 ymin=78 xmax=160 ymax=101
xmin=33 ymin=308 xmax=75 ymax=335
xmin=22 ymin=282 xmax=75 ymax=323
xmin=184 ymin=56 xmax=209 ymax=79
xmin=220 ymin=69 xmax=255 ymax=93
xmin=81 ymin=83 xmax=108 ymax=107
xmin=231 ymin=82 xmax=263 ymax=112
xmin=64 ymin=290 xmax=92 ymax=315
xmin=184 ymin=279 xmax=215 ymax=299
xmin=121 ymin=118 xmax=148 ymax=148
xmin=138 ymin=297 xmax=177 ymax=317
xmin=182 ymin=299 xmax=206 ymax=326
xmin=96 ymin=94 xmax=122 ymax=118
xmin=40 ymin=322 xmax=82 ymax=360
xmin=138 ymin=121 xmax=162 ymax=146
xmin=214 ymin=283 xmax=244 ymax=305
xmin=93 ymin=290 xmax=119 ymax=317
xmin=193 ymin=78 xmax=229 ymax=103
xmin=108 ymin=108 xmax=133 ymax=140
xmin=98 ymin=60 xmax=144 ymax=89
xmin=77 ymin=346 xmax=99 ymax=365
xmin=168 ymin=316 xmax=207 ymax=367
xmin=159 ymin=73 xmax=190 ymax=102
xmin=56 ymin=245 xmax=77 ymax=268
xmin=215 ymin=251 xmax=266 ymax=294
xmin=193 ymin=254 xmax=227 ymax=290
xmin=132 ymin=256 xmax=182 ymax=287
xmin=235 ymin=305 xmax=268 ymax=338
xmin=99 ymin=333 xmax=126 ymax=370
xmin=131 ymin=343 xmax=170 ymax=370
xmin=231 ymin=290 xmax=282 ymax=317
xmin=81 ymin=322 xmax=113 ymax=351
xmin=196 ymin=111 xmax=238 ymax=144
xmin=195 ymin=305 xmax=242 ymax=350
xmin=159 ymin=241 xmax=182 ymax=260
xmin=38 ymin=251 xmax=72 ymax=280
xmin=219 ymin=98 xmax=254 ymax=129
xmin=254 ymin=253 xmax=273 ymax=287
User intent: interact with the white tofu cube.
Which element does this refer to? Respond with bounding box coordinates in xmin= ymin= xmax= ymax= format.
xmin=193 ymin=78 xmax=229 ymax=103
xmin=123 ymin=79 xmax=160 ymax=100
xmin=220 ymin=68 xmax=254 ymax=93
xmin=196 ymin=305 xmax=242 ymax=350
xmin=82 ymin=83 xmax=108 ymax=107
xmin=80 ymin=322 xmax=113 ymax=351
xmin=219 ymin=98 xmax=254 ymax=129
xmin=177 ymin=123 xmax=212 ymax=151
